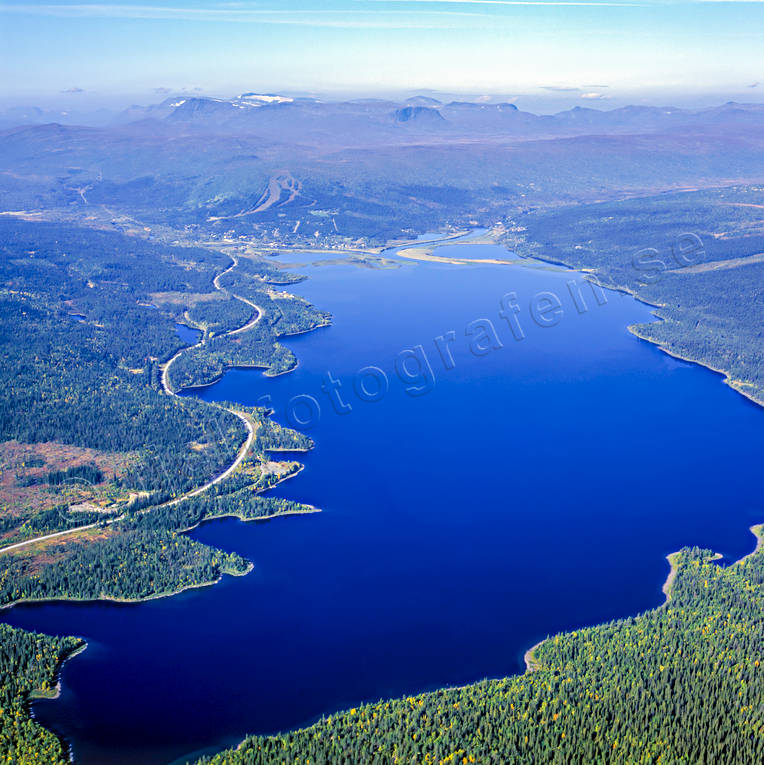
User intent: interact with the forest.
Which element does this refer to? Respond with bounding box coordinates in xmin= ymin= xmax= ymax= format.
xmin=168 ymin=259 xmax=331 ymax=390
xmin=0 ymin=218 xmax=327 ymax=759
xmin=0 ymin=217 xmax=247 ymax=506
xmin=0 ymin=528 xmax=250 ymax=606
xmin=0 ymin=218 xmax=327 ymax=546
xmin=511 ymin=185 xmax=764 ymax=405
xmin=1 ymin=184 xmax=763 ymax=762
xmin=201 ymin=528 xmax=764 ymax=764
xmin=0 ymin=623 xmax=82 ymax=763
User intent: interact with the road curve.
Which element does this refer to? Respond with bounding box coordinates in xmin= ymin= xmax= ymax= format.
xmin=162 ymin=255 xmax=261 ymax=395
xmin=1 ymin=256 xmax=264 ymax=555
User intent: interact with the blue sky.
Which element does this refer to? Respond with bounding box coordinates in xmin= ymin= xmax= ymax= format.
xmin=1 ymin=1 xmax=763 ymax=106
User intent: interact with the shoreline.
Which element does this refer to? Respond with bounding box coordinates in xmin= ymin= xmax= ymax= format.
xmin=164 ymin=252 xmax=330 ymax=394
xmin=735 ymin=523 xmax=764 ymax=565
xmin=7 ymin=226 xmax=764 ymax=761
xmin=1 ymin=467 xmax=317 ymax=609
xmin=3 ymin=507 xmax=322 ymax=612
xmin=659 ymin=549 xmax=722 ymax=607
xmin=523 ymin=524 xmax=762 ymax=675
xmin=523 ymin=638 xmax=546 ymax=673
xmin=176 ymin=502 xmax=320 ymax=536
xmin=172 ymin=322 xmax=328 ymax=394
xmin=628 ymin=323 xmax=764 ymax=408
xmin=393 ymin=235 xmax=540 ymax=269
xmin=29 ymin=642 xmax=88 ymax=702
xmin=0 ymin=562 xmax=254 ymax=613
xmin=511 ymin=239 xmax=764 ymax=412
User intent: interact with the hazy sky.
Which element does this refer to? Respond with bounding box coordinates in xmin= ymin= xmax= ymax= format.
xmin=1 ymin=1 xmax=763 ymax=106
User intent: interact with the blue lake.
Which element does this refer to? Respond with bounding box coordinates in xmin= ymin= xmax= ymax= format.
xmin=175 ymin=322 xmax=202 ymax=346
xmin=3 ymin=245 xmax=763 ymax=764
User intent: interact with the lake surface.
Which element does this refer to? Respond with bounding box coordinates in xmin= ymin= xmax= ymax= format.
xmin=3 ymin=242 xmax=763 ymax=764
xmin=175 ymin=322 xmax=202 ymax=345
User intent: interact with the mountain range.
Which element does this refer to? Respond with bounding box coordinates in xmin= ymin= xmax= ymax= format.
xmin=2 ymin=94 xmax=764 ymax=243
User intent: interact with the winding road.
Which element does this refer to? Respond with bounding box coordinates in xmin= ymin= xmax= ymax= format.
xmin=1 ymin=256 xmax=264 ymax=555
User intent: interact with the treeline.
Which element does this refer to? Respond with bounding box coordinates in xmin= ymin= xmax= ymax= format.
xmin=0 ymin=218 xmax=323 ymax=761
xmin=16 ymin=505 xmax=116 ymax=536
xmin=513 ymin=186 xmax=764 ymax=405
xmin=0 ymin=218 xmax=246 ymax=499
xmin=201 ymin=532 xmax=764 ymax=764
xmin=221 ymin=266 xmax=330 ymax=338
xmin=169 ymin=266 xmax=330 ymax=390
xmin=0 ymin=529 xmax=250 ymax=607
xmin=169 ymin=325 xmax=296 ymax=388
xmin=187 ymin=295 xmax=254 ymax=339
xmin=18 ymin=462 xmax=104 ymax=487
xmin=234 ymin=256 xmax=306 ymax=287
xmin=46 ymin=463 xmax=104 ymax=486
xmin=128 ymin=487 xmax=314 ymax=534
xmin=0 ymin=623 xmax=81 ymax=764
xmin=633 ymin=262 xmax=764 ymax=404
xmin=0 ymin=524 xmax=250 ymax=760
xmin=253 ymin=408 xmax=313 ymax=452
xmin=125 ymin=408 xmax=316 ymax=533
xmin=182 ymin=256 xmax=309 ymax=341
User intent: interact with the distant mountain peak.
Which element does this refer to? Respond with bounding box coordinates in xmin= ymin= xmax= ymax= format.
xmin=393 ymin=106 xmax=445 ymax=123
xmin=405 ymin=96 xmax=442 ymax=107
xmin=446 ymin=101 xmax=518 ymax=111
xmin=238 ymin=93 xmax=294 ymax=106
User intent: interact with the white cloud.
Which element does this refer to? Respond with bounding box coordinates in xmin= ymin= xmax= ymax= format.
xmin=0 ymin=3 xmax=484 ymax=28
xmin=0 ymin=6 xmax=484 ymax=34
